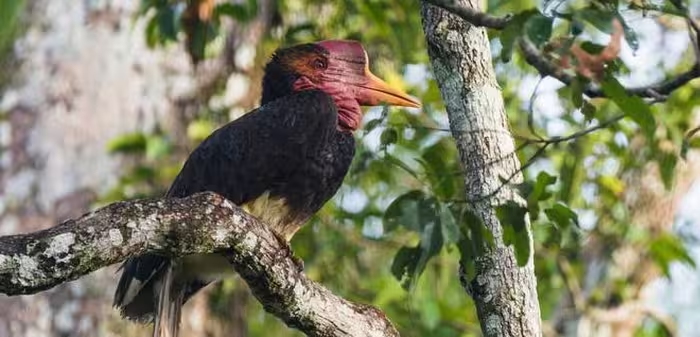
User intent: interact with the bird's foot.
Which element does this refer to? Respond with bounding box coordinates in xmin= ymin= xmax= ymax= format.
xmin=272 ymin=232 xmax=305 ymax=272
xmin=291 ymin=255 xmax=305 ymax=272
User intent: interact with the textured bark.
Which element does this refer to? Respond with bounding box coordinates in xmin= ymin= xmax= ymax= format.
xmin=0 ymin=192 xmax=399 ymax=337
xmin=0 ymin=2 xmax=189 ymax=336
xmin=420 ymin=1 xmax=543 ymax=336
xmin=0 ymin=1 xmax=274 ymax=336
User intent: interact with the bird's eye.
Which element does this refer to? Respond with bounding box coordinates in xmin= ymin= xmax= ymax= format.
xmin=312 ymin=59 xmax=327 ymax=70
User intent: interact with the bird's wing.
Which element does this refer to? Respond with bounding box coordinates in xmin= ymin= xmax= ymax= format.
xmin=167 ymin=90 xmax=337 ymax=202
xmin=114 ymin=90 xmax=339 ymax=320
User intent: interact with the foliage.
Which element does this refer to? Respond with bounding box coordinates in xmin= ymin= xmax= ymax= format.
xmin=102 ymin=0 xmax=700 ymax=336
xmin=0 ymin=0 xmax=25 ymax=90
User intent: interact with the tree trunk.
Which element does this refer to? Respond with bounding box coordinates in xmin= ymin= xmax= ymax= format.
xmin=0 ymin=1 xmax=273 ymax=336
xmin=420 ymin=1 xmax=543 ymax=336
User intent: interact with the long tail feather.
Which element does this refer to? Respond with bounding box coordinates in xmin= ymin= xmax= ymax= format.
xmin=153 ymin=263 xmax=185 ymax=337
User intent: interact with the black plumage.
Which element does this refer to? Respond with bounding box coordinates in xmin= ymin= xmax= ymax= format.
xmin=112 ymin=40 xmax=419 ymax=337
xmin=113 ymin=90 xmax=354 ymax=320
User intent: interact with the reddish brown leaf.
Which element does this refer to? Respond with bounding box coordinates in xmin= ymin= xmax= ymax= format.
xmin=560 ymin=19 xmax=623 ymax=80
xmin=197 ymin=0 xmax=215 ymax=21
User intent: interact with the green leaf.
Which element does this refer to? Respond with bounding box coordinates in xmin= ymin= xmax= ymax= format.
xmin=384 ymin=154 xmax=420 ymax=180
xmin=107 ymin=133 xmax=147 ymax=154
xmin=656 ymin=149 xmax=677 ymax=189
xmin=419 ymin=139 xmax=458 ymax=199
xmin=215 ymin=0 xmax=257 ymax=22
xmin=124 ymin=165 xmax=156 ymax=184
xmin=145 ymin=17 xmax=159 ymax=48
xmin=628 ymin=1 xmax=686 ymax=16
xmin=525 ymin=13 xmax=553 ymax=48
xmin=383 ymin=190 xmax=427 ymax=232
xmin=456 ymin=207 xmax=493 ymax=282
xmin=530 ymin=171 xmax=557 ymax=201
xmin=421 ymin=299 xmax=441 ymax=329
xmin=0 ymin=0 xmax=25 ymax=56
xmin=186 ymin=21 xmax=217 ymax=63
xmin=581 ymin=101 xmax=596 ymax=123
xmin=598 ymin=175 xmax=625 ymax=196
xmin=145 ymin=136 xmax=171 ymax=160
xmin=500 ymin=9 xmax=538 ymax=62
xmin=284 ymin=23 xmax=317 ymax=44
xmin=363 ymin=118 xmax=382 ymax=135
xmin=575 ymin=8 xmax=615 ymax=33
xmin=391 ymin=246 xmax=422 ymax=289
xmin=187 ymin=120 xmax=215 ymax=142
xmin=526 ymin=171 xmax=557 ymax=221
xmin=464 ymin=208 xmax=494 ymax=255
xmin=496 ymin=202 xmax=531 ymax=266
xmin=615 ymin=14 xmax=639 ymax=51
xmin=544 ymin=203 xmax=579 ymax=229
xmin=439 ymin=203 xmax=459 ymax=244
xmin=156 ymin=6 xmax=178 ymax=42
xmin=380 ymin=128 xmax=398 ymax=147
xmin=649 ymin=233 xmax=695 ymax=277
xmin=573 ymin=8 xmax=638 ymax=50
xmin=681 ymin=133 xmax=700 ymax=159
xmin=387 ymin=194 xmax=459 ymax=290
xmin=578 ymin=42 xmax=606 ymax=55
xmin=571 ymin=77 xmax=584 ymax=108
xmin=570 ymin=21 xmax=583 ymax=36
xmin=689 ymin=137 xmax=700 ymax=148
xmin=457 ymin=238 xmax=476 ymax=281
xmin=600 ymin=77 xmax=655 ymax=140
xmin=215 ymin=3 xmax=250 ymax=22
xmin=389 ymin=195 xmax=444 ymax=290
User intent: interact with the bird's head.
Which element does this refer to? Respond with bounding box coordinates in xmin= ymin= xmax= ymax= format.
xmin=262 ymin=40 xmax=420 ymax=131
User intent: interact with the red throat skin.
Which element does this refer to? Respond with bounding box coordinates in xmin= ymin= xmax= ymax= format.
xmin=334 ymin=99 xmax=362 ymax=132
xmin=293 ymin=77 xmax=363 ymax=132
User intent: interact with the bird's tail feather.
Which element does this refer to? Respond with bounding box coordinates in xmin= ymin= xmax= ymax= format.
xmin=153 ymin=263 xmax=185 ymax=337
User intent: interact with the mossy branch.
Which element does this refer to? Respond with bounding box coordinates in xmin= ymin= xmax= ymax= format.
xmin=0 ymin=192 xmax=399 ymax=337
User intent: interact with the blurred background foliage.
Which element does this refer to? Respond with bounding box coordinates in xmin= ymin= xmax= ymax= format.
xmin=2 ymin=0 xmax=700 ymax=336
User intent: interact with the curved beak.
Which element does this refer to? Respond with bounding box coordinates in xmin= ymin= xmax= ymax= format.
xmin=356 ymin=67 xmax=421 ymax=108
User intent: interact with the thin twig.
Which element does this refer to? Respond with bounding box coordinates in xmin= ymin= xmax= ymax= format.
xmin=390 ymin=112 xmax=624 ymax=146
xmin=686 ymin=125 xmax=700 ymax=139
xmin=556 ymin=256 xmax=586 ymax=311
xmin=528 ymin=77 xmax=546 ymax=141
xmin=423 ymin=0 xmax=511 ymax=29
xmin=446 ymin=113 xmax=624 ymax=203
xmin=467 ymin=143 xmax=550 ymax=204
xmin=528 ymin=114 xmax=624 ymax=145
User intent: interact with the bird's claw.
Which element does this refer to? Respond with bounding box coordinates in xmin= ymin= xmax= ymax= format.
xmin=272 ymin=231 xmax=305 ymax=272
xmin=291 ymin=255 xmax=305 ymax=272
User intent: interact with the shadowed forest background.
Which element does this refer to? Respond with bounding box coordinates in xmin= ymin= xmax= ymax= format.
xmin=1 ymin=0 xmax=700 ymax=337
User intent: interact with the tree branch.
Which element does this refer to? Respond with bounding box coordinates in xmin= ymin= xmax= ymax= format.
xmin=423 ymin=0 xmax=511 ymax=29
xmin=0 ymin=192 xmax=399 ymax=337
xmin=518 ymin=36 xmax=700 ymax=99
xmin=426 ymin=0 xmax=700 ymax=100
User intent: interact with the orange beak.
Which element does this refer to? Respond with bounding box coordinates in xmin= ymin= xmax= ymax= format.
xmin=356 ymin=66 xmax=421 ymax=108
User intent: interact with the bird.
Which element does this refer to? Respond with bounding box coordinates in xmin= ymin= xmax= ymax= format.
xmin=112 ymin=40 xmax=420 ymax=337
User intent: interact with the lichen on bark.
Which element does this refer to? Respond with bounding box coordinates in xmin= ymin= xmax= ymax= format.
xmin=421 ymin=1 xmax=543 ymax=336
xmin=0 ymin=192 xmax=400 ymax=337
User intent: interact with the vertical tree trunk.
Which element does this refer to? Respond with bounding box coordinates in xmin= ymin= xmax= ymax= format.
xmin=420 ymin=1 xmax=543 ymax=336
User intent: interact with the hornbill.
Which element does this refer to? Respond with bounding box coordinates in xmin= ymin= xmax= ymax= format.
xmin=112 ymin=40 xmax=420 ymax=337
